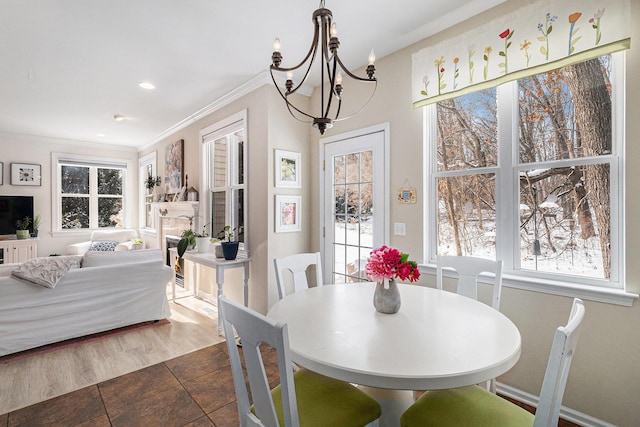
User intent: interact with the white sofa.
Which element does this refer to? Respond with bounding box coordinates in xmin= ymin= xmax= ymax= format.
xmin=0 ymin=249 xmax=172 ymax=357
xmin=66 ymin=229 xmax=140 ymax=255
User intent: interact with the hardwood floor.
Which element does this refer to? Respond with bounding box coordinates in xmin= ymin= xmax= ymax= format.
xmin=0 ymin=292 xmax=224 ymax=416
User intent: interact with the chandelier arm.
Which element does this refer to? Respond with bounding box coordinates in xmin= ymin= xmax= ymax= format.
xmin=333 ymin=79 xmax=378 ymax=123
xmin=269 ymin=71 xmax=316 ymax=121
xmin=322 ymin=58 xmax=339 ymax=120
xmin=334 ymin=54 xmax=377 ymax=82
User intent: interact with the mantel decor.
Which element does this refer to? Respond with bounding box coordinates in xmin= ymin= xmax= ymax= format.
xmin=165 ymin=139 xmax=184 ymax=193
xmin=269 ymin=0 xmax=377 ymax=134
xmin=366 ymin=246 xmax=420 ymax=314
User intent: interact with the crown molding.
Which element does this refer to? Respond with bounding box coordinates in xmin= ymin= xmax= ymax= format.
xmin=139 ymin=70 xmax=315 ymax=151
xmin=140 ymin=71 xmax=271 ymax=150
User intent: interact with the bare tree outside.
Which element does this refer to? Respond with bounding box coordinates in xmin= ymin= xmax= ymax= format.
xmin=435 ymin=55 xmax=613 ymax=279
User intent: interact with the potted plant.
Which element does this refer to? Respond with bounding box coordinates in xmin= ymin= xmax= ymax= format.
xmin=177 ymin=216 xmax=211 ymax=256
xmin=31 ymin=214 xmax=40 ymax=238
xmin=217 ymin=225 xmax=241 ymax=260
xmin=145 ymin=174 xmax=161 ymax=194
xmin=15 ymin=216 xmax=31 ymax=240
xmin=195 ymin=223 xmax=211 ymax=253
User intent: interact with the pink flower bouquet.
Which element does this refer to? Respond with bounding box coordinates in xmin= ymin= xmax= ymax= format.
xmin=365 ymin=245 xmax=420 ymax=283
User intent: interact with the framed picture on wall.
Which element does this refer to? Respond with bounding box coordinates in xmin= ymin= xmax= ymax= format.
xmin=275 ymin=149 xmax=301 ymax=188
xmin=11 ymin=163 xmax=41 ymax=186
xmin=275 ymin=195 xmax=301 ymax=233
xmin=165 ymin=139 xmax=184 ymax=193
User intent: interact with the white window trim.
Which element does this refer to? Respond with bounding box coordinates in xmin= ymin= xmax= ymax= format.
xmin=139 ymin=151 xmax=157 ymax=234
xmin=51 ymin=152 xmax=134 ymax=237
xmin=422 ymin=52 xmax=638 ymax=306
xmin=199 ymin=109 xmax=248 ymax=256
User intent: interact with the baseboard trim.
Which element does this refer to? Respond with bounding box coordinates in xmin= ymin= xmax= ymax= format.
xmin=497 ymin=383 xmax=617 ymax=427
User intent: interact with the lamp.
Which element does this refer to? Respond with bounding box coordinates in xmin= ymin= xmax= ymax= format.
xmin=270 ymin=0 xmax=377 ymax=135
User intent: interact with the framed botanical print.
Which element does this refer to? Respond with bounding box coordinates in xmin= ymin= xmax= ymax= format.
xmin=275 ymin=195 xmax=301 ymax=233
xmin=165 ymin=139 xmax=184 ymax=193
xmin=11 ymin=163 xmax=41 ymax=186
xmin=275 ymin=149 xmax=301 ymax=188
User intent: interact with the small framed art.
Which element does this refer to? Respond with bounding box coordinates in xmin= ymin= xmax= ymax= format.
xmin=11 ymin=163 xmax=41 ymax=186
xmin=275 ymin=149 xmax=301 ymax=188
xmin=275 ymin=195 xmax=301 ymax=233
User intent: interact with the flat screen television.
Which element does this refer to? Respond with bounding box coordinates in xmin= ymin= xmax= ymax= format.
xmin=0 ymin=196 xmax=34 ymax=236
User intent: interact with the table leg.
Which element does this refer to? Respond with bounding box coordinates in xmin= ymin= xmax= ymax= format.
xmin=243 ymin=263 xmax=250 ymax=307
xmin=216 ymin=280 xmax=224 ymax=336
xmin=357 ymin=386 xmax=414 ymax=427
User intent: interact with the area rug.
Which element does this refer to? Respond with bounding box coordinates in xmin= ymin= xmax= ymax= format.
xmin=0 ymin=319 xmax=170 ymax=364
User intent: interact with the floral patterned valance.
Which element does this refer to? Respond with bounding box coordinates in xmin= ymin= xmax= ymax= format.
xmin=412 ymin=0 xmax=630 ymax=108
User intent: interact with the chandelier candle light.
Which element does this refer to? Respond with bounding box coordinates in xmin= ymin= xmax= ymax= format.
xmin=366 ymin=246 xmax=420 ymax=314
xmin=270 ymin=0 xmax=377 ymax=135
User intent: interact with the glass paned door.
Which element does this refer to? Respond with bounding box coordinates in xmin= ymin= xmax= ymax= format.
xmin=323 ymin=130 xmax=386 ymax=283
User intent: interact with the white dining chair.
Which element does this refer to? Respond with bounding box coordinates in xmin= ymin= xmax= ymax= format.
xmin=274 ymin=252 xmax=323 ymax=300
xmin=436 ymin=255 xmax=503 ymax=311
xmin=219 ymin=296 xmax=381 ymax=427
xmin=401 ymin=298 xmax=585 ymax=427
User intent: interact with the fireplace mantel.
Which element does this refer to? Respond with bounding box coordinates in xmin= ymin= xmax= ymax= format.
xmin=151 ymin=201 xmax=199 ymax=219
xmin=151 ymin=201 xmax=200 ymax=265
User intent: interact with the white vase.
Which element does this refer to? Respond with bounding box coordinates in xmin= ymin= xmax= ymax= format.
xmin=373 ymin=278 xmax=401 ymax=314
xmin=196 ymin=237 xmax=210 ymax=253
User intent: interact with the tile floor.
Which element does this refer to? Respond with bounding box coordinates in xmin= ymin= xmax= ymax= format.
xmin=1 ymin=335 xmax=580 ymax=427
xmin=0 ymin=342 xmax=255 ymax=427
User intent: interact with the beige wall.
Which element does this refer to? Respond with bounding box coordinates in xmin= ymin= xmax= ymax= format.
xmin=305 ymin=1 xmax=640 ymax=425
xmin=138 ymin=86 xmax=313 ymax=314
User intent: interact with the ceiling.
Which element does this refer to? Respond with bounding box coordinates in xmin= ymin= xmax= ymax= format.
xmin=0 ymin=0 xmax=505 ymax=149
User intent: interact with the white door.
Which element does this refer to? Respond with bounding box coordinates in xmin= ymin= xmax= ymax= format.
xmin=321 ymin=125 xmax=388 ymax=283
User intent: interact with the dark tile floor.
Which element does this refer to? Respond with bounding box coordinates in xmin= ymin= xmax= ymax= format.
xmin=1 ymin=342 xmax=258 ymax=427
xmin=1 ymin=341 xmax=580 ymax=427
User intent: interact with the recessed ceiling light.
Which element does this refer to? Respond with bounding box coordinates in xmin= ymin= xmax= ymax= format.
xmin=138 ymin=81 xmax=156 ymax=90
xmin=96 ymin=133 xmax=106 ymax=137
xmin=113 ymin=114 xmax=126 ymax=122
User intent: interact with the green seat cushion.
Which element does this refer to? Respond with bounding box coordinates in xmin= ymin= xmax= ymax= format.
xmin=400 ymin=385 xmax=534 ymax=427
xmin=256 ymin=368 xmax=381 ymax=426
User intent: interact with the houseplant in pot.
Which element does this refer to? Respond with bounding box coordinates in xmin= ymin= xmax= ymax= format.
xmin=15 ymin=216 xmax=31 ymax=240
xmin=217 ymin=225 xmax=241 ymax=260
xmin=31 ymin=214 xmax=40 ymax=238
xmin=177 ymin=216 xmax=211 ymax=256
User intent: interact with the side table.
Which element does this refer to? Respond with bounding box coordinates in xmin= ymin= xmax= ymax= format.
xmin=169 ymin=248 xmax=250 ymax=335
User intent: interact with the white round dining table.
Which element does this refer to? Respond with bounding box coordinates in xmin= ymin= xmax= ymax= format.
xmin=267 ymin=282 xmax=521 ymax=391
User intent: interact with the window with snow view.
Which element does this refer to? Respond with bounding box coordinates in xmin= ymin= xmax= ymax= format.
xmin=427 ymin=53 xmax=623 ymax=286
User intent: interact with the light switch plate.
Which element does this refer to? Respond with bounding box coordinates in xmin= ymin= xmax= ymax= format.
xmin=394 ymin=222 xmax=406 ymax=236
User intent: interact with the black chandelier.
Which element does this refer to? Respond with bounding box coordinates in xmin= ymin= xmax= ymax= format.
xmin=270 ymin=0 xmax=377 ymax=135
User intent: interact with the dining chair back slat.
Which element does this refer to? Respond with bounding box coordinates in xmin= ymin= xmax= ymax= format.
xmin=534 ymin=298 xmax=585 ymax=427
xmin=436 ymin=255 xmax=503 ymax=311
xmin=274 ymin=252 xmax=323 ymax=300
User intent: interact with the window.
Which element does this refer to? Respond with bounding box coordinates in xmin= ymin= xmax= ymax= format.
xmin=200 ymin=110 xmax=247 ymax=252
xmin=53 ymin=154 xmax=129 ymax=231
xmin=139 ymin=152 xmax=158 ymax=230
xmin=426 ymin=53 xmax=623 ymax=289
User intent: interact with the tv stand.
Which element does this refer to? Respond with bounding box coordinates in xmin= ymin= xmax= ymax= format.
xmin=0 ymin=238 xmax=38 ymax=264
